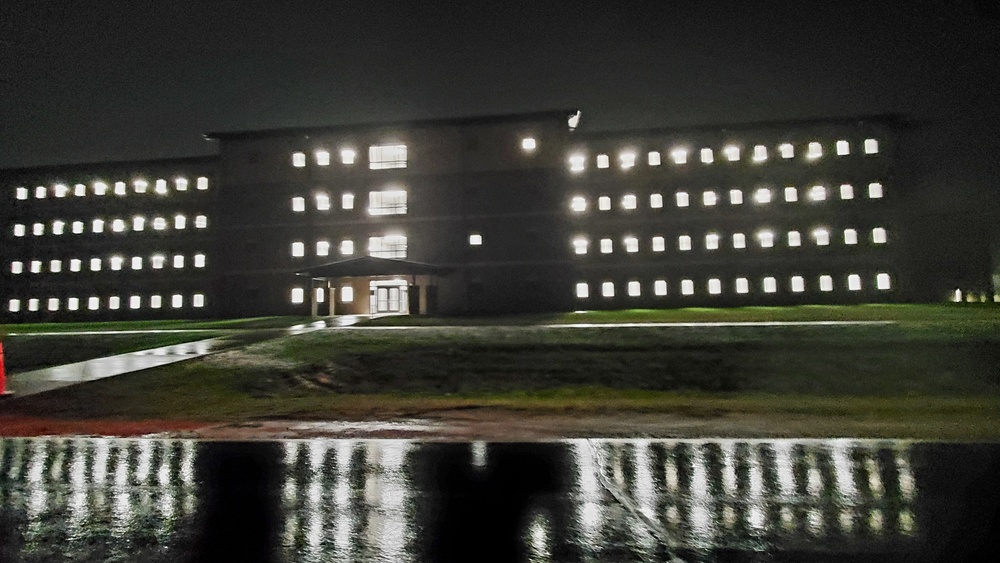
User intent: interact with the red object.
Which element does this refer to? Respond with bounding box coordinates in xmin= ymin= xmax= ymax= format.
xmin=0 ymin=340 xmax=9 ymax=395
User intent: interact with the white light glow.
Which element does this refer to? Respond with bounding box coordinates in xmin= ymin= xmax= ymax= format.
xmin=35 ymin=186 xmax=46 ymax=198
xmin=28 ymin=298 xmax=39 ymax=311
xmin=601 ymin=281 xmax=615 ymax=298
xmin=291 ymin=241 xmax=305 ymax=258
xmin=9 ymin=299 xmax=21 ymax=313
xmin=292 ymin=152 xmax=307 ymax=167
xmin=341 ymin=286 xmax=354 ymax=302
xmin=671 ymin=148 xmax=688 ymax=164
xmin=173 ymin=255 xmax=185 ymax=269
xmin=150 ymin=295 xmax=162 ymax=309
xmin=110 ymin=256 xmax=124 ymax=271
xmin=316 ymin=193 xmax=331 ymax=211
xmin=724 ymin=145 xmax=740 ymax=161
xmin=48 ymin=298 xmax=59 ymax=311
xmin=111 ymin=219 xmax=126 ymax=233
xmin=172 ymin=294 xmax=183 ymax=308
xmin=703 ymin=191 xmax=717 ymax=206
xmin=620 ymin=151 xmax=636 ymax=169
xmin=70 ymin=258 xmax=81 ymax=272
xmin=648 ymin=151 xmax=661 ymax=166
xmin=729 ymin=189 xmax=744 ymax=205
xmin=195 ymin=215 xmax=207 ymax=228
xmin=54 ymin=183 xmax=69 ymax=197
xmin=16 ymin=187 xmax=28 ymax=200
xmin=705 ymin=233 xmax=720 ymax=250
xmin=33 ymin=223 xmax=44 ymax=236
xmin=791 ymin=276 xmax=805 ymax=293
xmin=600 ymin=238 xmax=613 ymax=254
xmin=763 ymin=277 xmax=777 ymax=293
xmin=840 ymin=184 xmax=854 ymax=199
xmin=292 ymin=197 xmax=306 ymax=212
xmin=754 ymin=188 xmax=771 ymax=204
xmin=813 ymin=228 xmax=830 ymax=246
xmin=174 ymin=215 xmax=186 ymax=229
xmin=316 ymin=240 xmax=331 ymax=256
xmin=176 ymin=178 xmax=188 ymax=191
xmin=652 ymin=236 xmax=665 ymax=252
xmin=809 ymin=185 xmax=826 ymax=201
xmin=700 ymin=148 xmax=714 ymax=163
xmin=784 ymin=186 xmax=798 ymax=202
xmin=820 ymin=275 xmax=834 ymax=291
xmin=807 ymin=142 xmax=823 ymax=159
xmin=340 ymin=240 xmax=354 ymax=255
xmin=52 ymin=220 xmax=65 ymax=235
xmin=30 ymin=260 xmax=41 ymax=273
xmin=570 ymin=196 xmax=587 ymax=212
xmin=736 ymin=277 xmax=749 ymax=294
xmin=153 ymin=217 xmax=167 ymax=230
xmin=873 ymin=227 xmax=887 ymax=244
xmin=678 ymin=235 xmax=692 ymax=251
xmin=654 ymin=279 xmax=668 ymax=296
xmin=877 ymin=273 xmax=892 ymax=290
xmin=133 ymin=216 xmax=145 ymax=231
xmin=864 ymin=138 xmax=879 ymax=154
xmin=521 ymin=137 xmax=537 ymax=151
xmin=836 ymin=140 xmax=850 ymax=155
xmin=848 ymin=274 xmax=862 ymax=291
xmin=197 ymin=176 xmax=209 ymax=190
xmin=133 ymin=180 xmax=147 ymax=194
xmin=676 ymin=191 xmax=689 ymax=208
xmin=596 ymin=154 xmax=609 ymax=169
xmin=572 ymin=237 xmax=588 ymax=255
xmin=109 ymin=296 xmax=121 ymax=310
xmin=569 ymin=154 xmax=586 ymax=172
xmin=868 ymin=182 xmax=884 ymax=198
xmin=315 ymin=150 xmax=330 ymax=166
xmin=753 ymin=145 xmax=767 ymax=162
xmin=779 ymin=143 xmax=794 ymax=158
xmin=194 ymin=253 xmax=206 ymax=268
xmin=469 ymin=233 xmax=483 ymax=246
xmin=131 ymin=256 xmax=142 ymax=270
xmin=151 ymin=254 xmax=165 ymax=269
xmin=757 ymin=230 xmax=774 ymax=248
xmin=649 ymin=193 xmax=663 ymax=208
xmin=90 ymin=258 xmax=102 ymax=271
xmin=155 ymin=179 xmax=168 ymax=194
xmin=11 ymin=261 xmax=23 ymax=274
xmin=681 ymin=279 xmax=694 ymax=295
xmin=788 ymin=231 xmax=802 ymax=247
xmin=88 ymin=297 xmax=100 ymax=310
xmin=598 ymin=196 xmax=611 ymax=211
xmin=708 ymin=278 xmax=722 ymax=294
xmin=844 ymin=229 xmax=858 ymax=245
xmin=369 ymin=144 xmax=409 ymax=169
xmin=193 ymin=294 xmax=205 ymax=308
xmin=576 ymin=282 xmax=589 ymax=299
xmin=50 ymin=260 xmax=62 ymax=273
xmin=624 ymin=236 xmax=639 ymax=253
xmin=130 ymin=295 xmax=141 ymax=310
xmin=114 ymin=182 xmax=127 ymax=196
xmin=340 ymin=192 xmax=355 ymax=210
xmin=75 ymin=183 xmax=87 ymax=196
xmin=13 ymin=224 xmax=25 ymax=237
xmin=341 ymin=149 xmax=356 ymax=165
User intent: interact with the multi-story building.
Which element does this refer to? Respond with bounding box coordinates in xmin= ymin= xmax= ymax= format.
xmin=0 ymin=109 xmax=978 ymax=321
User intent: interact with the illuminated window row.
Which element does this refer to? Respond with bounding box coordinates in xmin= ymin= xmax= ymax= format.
xmin=575 ymin=273 xmax=892 ymax=299
xmin=10 ymin=254 xmax=206 ymax=274
xmin=569 ymin=183 xmax=883 ymax=213
xmin=290 ymin=190 xmax=406 ymax=215
xmin=12 ymin=177 xmax=209 ymax=201
xmin=11 ymin=215 xmax=208 ymax=237
xmin=572 ymin=228 xmax=887 ymax=254
xmin=8 ymin=293 xmax=206 ymax=313
xmin=292 ymin=144 xmax=406 ymax=170
xmin=568 ymin=139 xmax=880 ymax=171
xmin=290 ymin=235 xmax=406 ymax=259
xmin=290 ymin=285 xmax=355 ymax=305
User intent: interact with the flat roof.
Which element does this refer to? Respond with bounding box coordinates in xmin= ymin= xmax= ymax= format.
xmin=0 ymin=154 xmax=218 ymax=176
xmin=576 ymin=113 xmax=914 ymax=140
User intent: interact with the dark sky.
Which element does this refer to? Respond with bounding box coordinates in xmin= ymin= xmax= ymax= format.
xmin=1 ymin=0 xmax=998 ymax=198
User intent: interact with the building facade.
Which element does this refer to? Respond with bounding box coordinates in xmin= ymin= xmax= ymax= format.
xmin=1 ymin=110 xmax=976 ymax=321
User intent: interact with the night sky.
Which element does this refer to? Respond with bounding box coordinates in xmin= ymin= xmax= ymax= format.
xmin=1 ymin=0 xmax=998 ymax=211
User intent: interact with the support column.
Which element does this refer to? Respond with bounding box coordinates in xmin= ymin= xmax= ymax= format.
xmin=310 ymin=278 xmax=319 ymax=318
xmin=328 ymin=280 xmax=336 ymax=317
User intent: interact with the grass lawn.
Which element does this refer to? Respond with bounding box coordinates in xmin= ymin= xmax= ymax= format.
xmin=4 ymin=304 xmax=999 ymax=439
xmin=0 ymin=316 xmax=313 ymax=334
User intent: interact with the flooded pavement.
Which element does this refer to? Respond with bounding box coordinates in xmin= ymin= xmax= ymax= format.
xmin=0 ymin=438 xmax=997 ymax=562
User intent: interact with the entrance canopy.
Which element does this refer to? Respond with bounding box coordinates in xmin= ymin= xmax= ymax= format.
xmin=295 ymin=256 xmax=453 ymax=278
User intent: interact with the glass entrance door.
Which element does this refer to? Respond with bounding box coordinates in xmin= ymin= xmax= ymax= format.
xmin=369 ymin=281 xmax=409 ymax=315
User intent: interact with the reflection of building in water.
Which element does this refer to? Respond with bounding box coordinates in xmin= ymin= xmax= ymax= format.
xmin=572 ymin=438 xmax=918 ymax=553
xmin=279 ymin=439 xmax=414 ymax=562
xmin=0 ymin=437 xmax=197 ymax=560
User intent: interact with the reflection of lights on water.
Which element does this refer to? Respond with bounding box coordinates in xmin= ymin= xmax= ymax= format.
xmin=664 ymin=450 xmax=679 ymax=493
xmin=773 ymin=442 xmax=796 ymax=497
xmin=180 ymin=440 xmax=195 ymax=485
xmin=527 ymin=511 xmax=551 ymax=561
xmin=689 ymin=444 xmax=715 ymax=544
xmin=899 ymin=509 xmax=915 ymax=535
xmin=747 ymin=444 xmax=766 ymax=532
xmin=472 ymin=441 xmax=487 ymax=468
xmin=49 ymin=439 xmax=65 ymax=481
xmin=137 ymin=439 xmax=152 ymax=483
xmin=721 ymin=441 xmax=737 ymax=496
xmin=806 ymin=453 xmax=823 ymax=496
xmin=632 ymin=440 xmax=656 ymax=520
xmin=93 ymin=438 xmax=110 ymax=484
xmin=896 ymin=448 xmax=915 ymax=501
xmin=840 ymin=508 xmax=854 ymax=533
xmin=807 ymin=507 xmax=824 ymax=536
xmin=722 ymin=505 xmax=737 ymax=530
xmin=866 ymin=456 xmax=883 ymax=498
xmin=780 ymin=506 xmax=795 ymax=531
xmin=831 ymin=440 xmax=858 ymax=498
xmin=28 ymin=439 xmax=46 ymax=483
xmin=869 ymin=508 xmax=884 ymax=533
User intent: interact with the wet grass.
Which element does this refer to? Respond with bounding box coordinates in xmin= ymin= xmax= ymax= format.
xmin=0 ymin=316 xmax=312 ymax=334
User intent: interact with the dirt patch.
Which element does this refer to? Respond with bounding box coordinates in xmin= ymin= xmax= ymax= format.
xmin=0 ymin=416 xmax=214 ymax=437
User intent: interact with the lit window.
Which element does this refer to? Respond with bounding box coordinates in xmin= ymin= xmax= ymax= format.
xmin=129 ymin=295 xmax=141 ymax=310
xmin=54 ymin=184 xmax=68 ymax=198
xmin=729 ymin=189 xmax=743 ymax=205
xmin=654 ymin=280 xmax=668 ymax=296
xmin=48 ymin=298 xmax=60 ymax=312
xmin=110 ymin=256 xmax=124 ymax=271
xmin=678 ymin=235 xmax=692 ymax=251
xmin=469 ymin=233 xmax=483 ymax=246
xmin=840 ymin=184 xmax=854 ymax=199
xmin=155 ymin=179 xmax=168 ymax=195
xmin=648 ymin=151 xmax=661 ymax=166
xmin=813 ymin=228 xmax=830 ymax=246
xmin=732 ymin=233 xmax=747 ymax=249
xmin=317 ymin=240 xmax=330 ymax=256
xmin=872 ymin=227 xmax=887 ymax=244
xmin=131 ymin=216 xmax=145 ymax=231
xmin=753 ymin=145 xmax=767 ymax=162
xmin=368 ymin=144 xmax=407 ymax=169
xmin=90 ymin=258 xmax=102 ymax=271
xmin=341 ymin=286 xmax=354 ymax=302
xmin=8 ymin=299 xmax=20 ymax=313
xmin=33 ymin=223 xmax=44 ymax=236
xmin=601 ymin=282 xmax=615 ymax=298
xmin=340 ymin=240 xmax=354 ymax=255
xmin=35 ymin=186 xmax=46 ymax=198
xmin=573 ymin=236 xmax=589 ymax=255
xmin=291 ymin=197 xmax=306 ymax=212
xmin=108 ymin=295 xmax=122 ymax=309
xmin=600 ymin=238 xmax=613 ymax=254
xmin=521 ymin=137 xmax=537 ymax=151
xmin=173 ymin=255 xmax=185 ymax=269
xmin=864 ymin=139 xmax=879 ymax=154
xmin=131 ymin=256 xmax=142 ymax=270
xmin=109 ymin=181 xmax=125 ymax=196
xmin=619 ymin=152 xmax=636 ymax=169
xmin=30 ymin=260 xmax=42 ymax=273
xmin=292 ymin=152 xmax=306 ymax=168
xmin=787 ymin=231 xmax=802 ymax=247
xmin=13 ymin=224 xmax=25 ymax=237
xmin=16 ymin=187 xmax=28 ymax=200
xmin=368 ymin=190 xmax=407 ymax=215
xmin=193 ymin=294 xmax=205 ymax=308
xmin=11 ymin=261 xmax=23 ymax=274
xmin=723 ymin=145 xmax=740 ymax=161
xmin=151 ymin=254 xmax=165 ymax=269
xmin=569 ymin=154 xmax=586 ymax=172
xmin=836 ymin=140 xmax=850 ymax=155
xmin=74 ymin=183 xmax=87 ymax=196
xmin=681 ymin=279 xmax=694 ymax=296
xmin=700 ymin=148 xmax=714 ymax=164
xmin=676 ymin=192 xmax=689 ymax=208
xmin=708 ymin=278 xmax=722 ymax=295
xmin=622 ymin=194 xmax=637 ymax=210
xmin=111 ymin=219 xmax=126 ymax=233
xmin=194 ymin=254 xmax=206 ymax=268
xmin=670 ymin=148 xmax=688 ymax=164
xmin=195 ymin=215 xmax=207 ymax=228
xmin=341 ymin=193 xmax=355 ymax=210
xmin=791 ymin=276 xmax=805 ymax=293
xmin=809 ymin=185 xmax=826 ymax=201
xmin=132 ymin=180 xmax=146 ymax=194
xmin=570 ymin=196 xmax=587 ymax=212
xmin=28 ymin=298 xmax=39 ymax=311
xmin=703 ymin=191 xmax=717 ymax=206
xmin=876 ymin=273 xmax=891 ymax=290
xmin=757 ymin=230 xmax=774 ymax=248
xmin=627 ymin=280 xmax=641 ymax=297
xmin=150 ymin=295 xmax=162 ymax=309
xmin=291 ymin=242 xmax=305 ymax=258
xmin=848 ymin=274 xmax=862 ymax=291
xmin=844 ymin=229 xmax=858 ymax=245
xmin=52 ymin=220 xmax=65 ymax=235
xmin=575 ymin=282 xmax=590 ymax=299
xmin=315 ymin=193 xmax=331 ymax=211
xmin=175 ymin=178 xmax=188 ymax=191
xmin=315 ymin=150 xmax=330 ymax=166
xmin=368 ymin=234 xmax=407 ymax=258
xmin=92 ymin=219 xmax=105 ymax=233
xmin=174 ymin=215 xmax=186 ymax=229
xmin=754 ymin=188 xmax=771 ymax=204
xmin=652 ymin=236 xmax=665 ymax=252
xmin=171 ymin=294 xmax=183 ymax=308
xmin=315 ymin=287 xmax=325 ymax=304
xmin=763 ymin=277 xmax=777 ymax=293
xmin=649 ymin=193 xmax=663 ymax=208
xmin=784 ymin=187 xmax=798 ymax=202
xmin=69 ymin=259 xmax=81 ymax=272
xmin=819 ymin=275 xmax=834 ymax=292
xmin=88 ymin=296 xmax=100 ymax=310
xmin=152 ymin=217 xmax=167 ymax=230
xmin=197 ymin=177 xmax=209 ymax=190
xmin=596 ymin=154 xmax=610 ymax=169
xmin=868 ymin=182 xmax=884 ymax=199
xmin=807 ymin=142 xmax=822 ymax=159
xmin=705 ymin=233 xmax=720 ymax=250
xmin=341 ymin=149 xmax=356 ymax=165
xmin=624 ymin=236 xmax=639 ymax=253
xmin=598 ymin=196 xmax=611 ymax=211
xmin=735 ymin=278 xmax=750 ymax=294
xmin=71 ymin=221 xmax=84 ymax=234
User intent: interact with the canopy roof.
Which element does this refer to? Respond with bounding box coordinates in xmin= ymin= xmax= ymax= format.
xmin=296 ymin=256 xmax=453 ymax=278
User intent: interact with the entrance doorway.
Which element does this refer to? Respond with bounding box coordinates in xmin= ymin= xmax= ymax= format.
xmin=369 ymin=280 xmax=409 ymax=315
